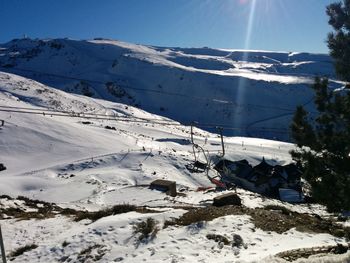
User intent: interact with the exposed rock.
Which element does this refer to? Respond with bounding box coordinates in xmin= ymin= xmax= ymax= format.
xmin=213 ymin=193 xmax=241 ymax=207
xmin=150 ymin=179 xmax=177 ymax=197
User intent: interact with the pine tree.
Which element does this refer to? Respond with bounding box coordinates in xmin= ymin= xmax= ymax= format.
xmin=290 ymin=106 xmax=316 ymax=148
xmin=291 ymin=0 xmax=350 ymax=212
xmin=327 ymin=0 xmax=350 ymax=83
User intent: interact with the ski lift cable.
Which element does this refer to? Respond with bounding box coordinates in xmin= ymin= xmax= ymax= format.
xmin=1 ymin=66 xmax=300 ymax=112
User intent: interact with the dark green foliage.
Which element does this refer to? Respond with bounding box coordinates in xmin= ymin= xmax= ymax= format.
xmin=291 ymin=78 xmax=350 ymax=212
xmin=232 ymin=234 xmax=244 ymax=248
xmin=133 ymin=218 xmax=159 ymax=242
xmin=290 ymin=106 xmax=316 ymax=148
xmin=327 ymin=0 xmax=350 ymax=82
xmin=290 ymin=0 xmax=350 ymax=212
xmin=82 ymin=86 xmax=94 ymax=97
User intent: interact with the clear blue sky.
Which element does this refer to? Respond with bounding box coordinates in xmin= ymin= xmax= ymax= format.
xmin=0 ymin=0 xmax=335 ymax=53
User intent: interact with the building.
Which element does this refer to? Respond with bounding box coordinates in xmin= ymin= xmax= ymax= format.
xmin=213 ymin=158 xmax=303 ymax=203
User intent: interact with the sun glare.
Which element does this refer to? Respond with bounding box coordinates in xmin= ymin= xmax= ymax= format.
xmin=233 ymin=0 xmax=257 ymax=133
xmin=243 ymin=0 xmax=257 ymax=51
xmin=239 ymin=0 xmax=249 ymax=5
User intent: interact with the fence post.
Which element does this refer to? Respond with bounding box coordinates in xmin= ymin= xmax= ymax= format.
xmin=0 ymin=225 xmax=7 ymax=263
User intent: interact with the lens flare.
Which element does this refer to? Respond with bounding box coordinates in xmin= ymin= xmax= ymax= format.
xmin=243 ymin=0 xmax=257 ymax=57
xmin=233 ymin=0 xmax=257 ymax=134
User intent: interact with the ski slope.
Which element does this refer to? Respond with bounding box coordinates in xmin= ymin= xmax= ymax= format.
xmin=0 ymin=38 xmax=343 ymax=140
xmin=0 ymin=72 xmax=349 ymax=262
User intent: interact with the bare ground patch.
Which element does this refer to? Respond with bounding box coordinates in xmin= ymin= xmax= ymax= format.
xmin=164 ymin=205 xmax=350 ymax=239
xmin=0 ymin=195 xmax=76 ymax=220
xmin=2 ymin=196 xmax=349 ymax=241
xmin=276 ymin=244 xmax=349 ymax=262
xmin=0 ymin=196 xmax=157 ymax=222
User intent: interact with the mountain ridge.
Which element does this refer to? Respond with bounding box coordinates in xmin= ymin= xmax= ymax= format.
xmin=0 ymin=38 xmax=342 ymax=140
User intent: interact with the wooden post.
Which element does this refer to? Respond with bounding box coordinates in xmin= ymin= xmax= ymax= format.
xmin=0 ymin=225 xmax=7 ymax=263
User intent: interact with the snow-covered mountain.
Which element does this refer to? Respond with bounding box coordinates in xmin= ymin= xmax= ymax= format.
xmin=0 ymin=71 xmax=349 ymax=262
xmin=1 ymin=40 xmax=349 ymax=262
xmin=0 ymin=38 xmax=342 ymax=140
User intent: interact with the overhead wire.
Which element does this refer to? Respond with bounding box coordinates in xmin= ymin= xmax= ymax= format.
xmin=0 ymin=66 xmax=307 ymax=136
xmin=0 ymin=106 xmax=291 ymax=134
xmin=1 ymin=66 xmax=299 ymax=112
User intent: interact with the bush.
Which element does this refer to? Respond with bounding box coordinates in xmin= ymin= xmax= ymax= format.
xmin=82 ymin=86 xmax=94 ymax=97
xmin=10 ymin=244 xmax=38 ymax=258
xmin=77 ymin=244 xmax=105 ymax=262
xmin=75 ymin=204 xmax=136 ymax=222
xmin=206 ymin=234 xmax=230 ymax=245
xmin=62 ymin=241 xmax=70 ymax=247
xmin=106 ymin=82 xmax=127 ymax=98
xmin=133 ymin=218 xmax=159 ymax=242
xmin=232 ymin=234 xmax=244 ymax=248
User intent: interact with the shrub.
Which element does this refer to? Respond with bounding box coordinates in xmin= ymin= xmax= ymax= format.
xmin=62 ymin=241 xmax=70 ymax=247
xmin=133 ymin=218 xmax=159 ymax=242
xmin=206 ymin=234 xmax=230 ymax=245
xmin=10 ymin=244 xmax=38 ymax=258
xmin=232 ymin=234 xmax=244 ymax=248
xmin=77 ymin=244 xmax=105 ymax=262
xmin=75 ymin=204 xmax=136 ymax=222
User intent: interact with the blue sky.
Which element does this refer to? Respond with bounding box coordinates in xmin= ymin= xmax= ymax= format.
xmin=0 ymin=0 xmax=334 ymax=53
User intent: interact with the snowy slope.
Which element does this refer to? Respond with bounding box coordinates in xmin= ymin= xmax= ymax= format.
xmin=0 ymin=38 xmax=343 ymax=140
xmin=0 ymin=72 xmax=349 ymax=262
xmin=0 ymin=71 xmax=294 ymax=202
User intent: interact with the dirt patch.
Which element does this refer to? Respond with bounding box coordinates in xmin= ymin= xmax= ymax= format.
xmin=2 ymin=196 xmax=349 ymax=240
xmin=0 ymin=196 xmax=157 ymax=222
xmin=250 ymin=207 xmax=350 ymax=239
xmin=163 ymin=205 xmax=350 ymax=239
xmin=0 ymin=196 xmax=76 ymax=220
xmin=276 ymin=244 xmax=349 ymax=262
xmin=164 ymin=206 xmax=245 ymax=228
xmin=74 ymin=205 xmax=158 ymax=222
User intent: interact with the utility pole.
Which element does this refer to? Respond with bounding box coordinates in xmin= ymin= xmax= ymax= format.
xmin=218 ymin=127 xmax=225 ymax=157
xmin=190 ymin=122 xmax=198 ymax=162
xmin=190 ymin=123 xmax=194 ymax=145
xmin=0 ymin=225 xmax=7 ymax=263
xmin=190 ymin=121 xmax=199 ymax=144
